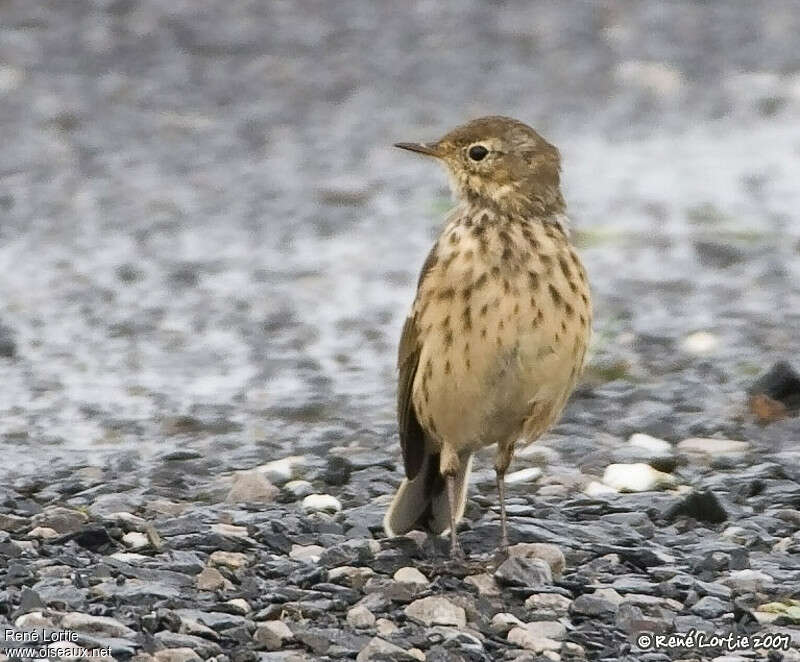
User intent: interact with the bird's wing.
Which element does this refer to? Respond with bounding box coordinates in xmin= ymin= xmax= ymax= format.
xmin=397 ymin=313 xmax=425 ymax=479
xmin=396 ymin=244 xmax=440 ymax=480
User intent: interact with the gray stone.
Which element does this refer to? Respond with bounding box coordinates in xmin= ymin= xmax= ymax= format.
xmin=404 ymin=596 xmax=466 ymax=628
xmin=495 ymin=556 xmax=553 ymax=587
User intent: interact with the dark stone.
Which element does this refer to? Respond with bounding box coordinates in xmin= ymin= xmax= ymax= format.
xmin=662 ymin=489 xmax=728 ymax=523
xmin=749 ymin=361 xmax=800 ymax=410
xmin=322 ymin=455 xmax=352 ymax=486
xmin=569 ymin=593 xmax=618 ymax=617
xmin=494 ymin=557 xmax=552 ymax=587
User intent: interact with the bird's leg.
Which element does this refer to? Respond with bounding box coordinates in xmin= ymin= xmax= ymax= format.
xmin=494 ymin=442 xmax=515 ymax=561
xmin=446 ymin=473 xmax=463 ymax=560
xmin=440 ymin=446 xmax=464 ymax=561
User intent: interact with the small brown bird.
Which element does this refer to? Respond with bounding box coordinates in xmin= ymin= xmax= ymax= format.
xmin=384 ymin=116 xmax=592 ymax=558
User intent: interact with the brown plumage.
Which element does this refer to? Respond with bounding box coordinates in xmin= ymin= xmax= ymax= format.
xmin=384 ymin=116 xmax=592 ymax=558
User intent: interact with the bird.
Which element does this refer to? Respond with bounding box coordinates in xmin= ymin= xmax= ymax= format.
xmin=383 ymin=116 xmax=592 ymax=559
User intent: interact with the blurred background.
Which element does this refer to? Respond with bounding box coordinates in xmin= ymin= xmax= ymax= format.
xmin=1 ymin=0 xmax=799 ymax=489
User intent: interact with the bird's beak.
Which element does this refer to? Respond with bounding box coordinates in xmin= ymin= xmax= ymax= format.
xmin=393 ymin=141 xmax=442 ymax=158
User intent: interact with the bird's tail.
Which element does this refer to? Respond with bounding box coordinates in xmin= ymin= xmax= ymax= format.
xmin=384 ymin=451 xmax=472 ymax=537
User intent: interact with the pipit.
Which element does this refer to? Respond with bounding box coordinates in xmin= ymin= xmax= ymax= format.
xmin=384 ymin=116 xmax=592 ymax=559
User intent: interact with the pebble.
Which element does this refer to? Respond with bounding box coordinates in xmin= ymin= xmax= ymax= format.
xmin=491 ymin=612 xmax=523 ymax=633
xmin=257 ymin=456 xmax=305 ymax=484
xmin=301 ymin=494 xmax=342 ymax=513
xmin=28 ymin=526 xmax=58 ymax=539
xmin=284 ymin=479 xmax=314 ymax=498
xmin=584 ymin=480 xmax=619 ymax=497
xmin=602 ymin=463 xmax=676 ymax=492
xmin=465 ymin=572 xmax=501 ymax=597
xmin=508 ymin=543 xmax=566 ymax=578
xmin=405 ymin=596 xmax=466 ymax=628
xmin=347 ymin=604 xmax=376 ymax=629
xmin=356 ymin=637 xmax=418 ymax=662
xmin=209 ymin=551 xmax=249 ymax=569
xmin=195 ymin=567 xmax=232 ymax=591
xmin=225 ymin=598 xmax=251 ymax=614
xmin=525 ymin=593 xmax=573 ymax=615
xmin=122 ymin=532 xmax=150 ymax=550
xmin=720 ymin=569 xmax=773 ymax=592
xmin=677 ymin=437 xmax=749 ymax=455
xmin=505 ymin=467 xmax=543 ymax=484
xmin=628 ymin=432 xmax=672 ymax=454
xmin=226 ymin=471 xmax=279 ymax=503
xmin=495 ymin=556 xmax=553 ymax=587
xmin=31 ymin=506 xmax=88 ymax=534
xmin=681 ymin=331 xmax=719 ymax=355
xmin=60 ymin=612 xmax=137 ymax=638
xmin=289 ymin=544 xmax=325 ymax=562
xmin=507 ymin=626 xmax=561 ymax=653
xmin=691 ymin=596 xmax=730 ymax=618
xmin=254 ymin=620 xmax=293 ymax=650
xmin=392 ymin=566 xmax=429 ymax=587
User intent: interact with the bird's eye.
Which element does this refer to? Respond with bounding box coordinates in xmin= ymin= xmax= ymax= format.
xmin=468 ymin=145 xmax=488 ymax=161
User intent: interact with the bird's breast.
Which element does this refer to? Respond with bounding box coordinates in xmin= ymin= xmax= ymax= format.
xmin=410 ymin=209 xmax=592 ymax=450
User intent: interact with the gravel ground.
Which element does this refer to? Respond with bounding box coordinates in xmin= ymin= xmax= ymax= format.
xmin=2 ymin=1 xmax=800 ymax=661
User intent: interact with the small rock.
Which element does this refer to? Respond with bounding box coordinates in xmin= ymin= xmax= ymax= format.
xmin=225 ymin=598 xmax=251 ymax=614
xmin=720 ymin=569 xmax=773 ymax=592
xmin=628 ymin=433 xmax=672 ymax=454
xmin=602 ymin=463 xmax=676 ymax=492
xmin=584 ymin=480 xmax=619 ymax=497
xmin=570 ymin=591 xmax=620 ymax=616
xmin=507 ymin=626 xmax=560 ymax=653
xmin=254 ymin=620 xmax=293 ymax=650
xmin=691 ymin=596 xmax=729 ymax=618
xmin=15 ymin=611 xmax=57 ymax=629
xmin=522 ymin=620 xmax=566 ymax=640
xmin=525 ymin=593 xmax=572 ymax=615
xmin=405 ymin=596 xmax=466 ymax=628
xmin=491 ymin=612 xmax=523 ymax=633
xmin=681 ymin=331 xmax=718 ymax=355
xmin=195 ymin=567 xmax=232 ymax=591
xmin=301 ymin=494 xmax=342 ymax=513
xmin=210 ymin=522 xmax=249 ymax=538
xmin=226 ymin=471 xmax=279 ymax=504
xmin=329 ymin=566 xmax=375 ymax=589
xmin=0 ymin=513 xmax=28 ymax=532
xmin=495 ymin=556 xmax=552 ymax=587
xmin=32 ymin=506 xmax=88 ymax=534
xmin=505 ymin=467 xmax=542 ymax=484
xmin=347 ymin=605 xmax=376 ymax=629
xmin=284 ymin=480 xmax=314 ymax=499
xmin=677 ymin=437 xmax=749 ymax=456
xmin=508 ymin=543 xmax=566 ymax=578
xmin=375 ymin=619 xmax=398 ymax=636
xmin=122 ymin=532 xmax=150 ymax=550
xmin=154 ymin=649 xmax=202 ymax=662
xmin=28 ymin=526 xmax=59 ymax=539
xmin=465 ymin=572 xmax=500 ymax=597
xmin=393 ymin=567 xmax=429 ymax=587
xmin=663 ymin=489 xmax=728 ymax=524
xmin=209 ymin=551 xmax=249 ymax=570
xmin=290 ymin=544 xmax=325 ymax=563
xmin=356 ymin=637 xmax=417 ymax=662
xmin=257 ymin=456 xmax=305 ymax=484
xmin=748 ymin=360 xmax=800 ymax=410
xmin=60 ymin=612 xmax=136 ymax=638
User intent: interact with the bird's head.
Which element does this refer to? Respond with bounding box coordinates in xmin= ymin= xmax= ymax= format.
xmin=395 ymin=116 xmax=564 ymax=216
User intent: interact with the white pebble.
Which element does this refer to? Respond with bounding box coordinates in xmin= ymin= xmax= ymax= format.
xmin=628 ymin=433 xmax=672 ymax=454
xmin=393 ymin=567 xmax=429 ymax=587
xmin=602 ymin=463 xmax=676 ymax=492
xmin=681 ymin=331 xmax=718 ymax=355
xmin=584 ymin=481 xmax=619 ymax=497
xmin=122 ymin=532 xmax=149 ymax=550
xmin=301 ymin=494 xmax=342 ymax=513
xmin=257 ymin=456 xmax=304 ymax=484
xmin=505 ymin=467 xmax=543 ymax=484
